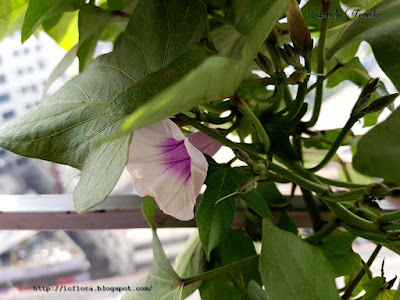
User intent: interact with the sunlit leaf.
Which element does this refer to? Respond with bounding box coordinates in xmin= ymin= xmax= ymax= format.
xmin=21 ymin=0 xmax=84 ymax=42
xmin=42 ymin=11 xmax=79 ymax=50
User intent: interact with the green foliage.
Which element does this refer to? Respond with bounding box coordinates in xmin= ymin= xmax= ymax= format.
xmin=341 ymin=0 xmax=383 ymax=10
xmin=195 ymin=158 xmax=245 ymax=260
xmin=278 ymin=210 xmax=299 ymax=235
xmin=199 ymin=229 xmax=261 ymax=299
xmin=196 ymin=158 xmax=272 ymax=259
xmin=77 ymin=4 xmax=112 ymax=71
xmin=210 ymin=24 xmax=246 ymax=59
xmin=174 ymin=232 xmax=206 ymax=299
xmin=1 ymin=0 xmax=400 ymax=298
xmin=361 ymin=277 xmax=397 ymax=300
xmin=43 ymin=44 xmax=79 ymax=95
xmin=302 ymin=0 xmax=347 ymax=29
xmin=0 ymin=0 xmax=208 ymax=213
xmin=21 ymin=0 xmax=84 ymax=42
xmin=327 ymin=57 xmax=372 ymax=89
xmin=239 ymin=188 xmax=273 ymax=220
xmin=304 ymin=128 xmax=355 ymax=150
xmin=256 ymin=181 xmax=288 ymax=207
xmin=260 ymin=219 xmax=340 ymax=300
xmin=327 ymin=0 xmax=400 ymax=91
xmin=0 ymin=0 xmax=28 ymax=41
xmin=42 ymin=11 xmax=79 ymax=50
xmin=318 ymin=231 xmax=362 ymax=277
xmin=123 ymin=206 xmax=184 ymax=299
xmin=121 ymin=0 xmax=289 ymax=133
xmin=107 ymin=0 xmax=137 ymax=11
xmin=235 ymin=0 xmax=285 ymax=34
xmin=246 ymin=280 xmax=268 ymax=300
xmin=353 ymin=107 xmax=400 ymax=181
xmin=141 ymin=197 xmax=155 ymax=229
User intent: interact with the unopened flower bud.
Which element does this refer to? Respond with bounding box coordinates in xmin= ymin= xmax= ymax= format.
xmin=288 ymin=70 xmax=307 ymax=84
xmin=255 ymin=52 xmax=274 ymax=75
xmin=352 ymin=78 xmax=380 ymax=117
xmin=233 ymin=148 xmax=253 ymax=164
xmin=278 ymin=44 xmax=302 ymax=69
xmin=237 ymin=177 xmax=258 ymax=194
xmin=362 ymin=93 xmax=399 ymax=115
xmin=287 ymin=0 xmax=313 ymax=57
xmin=253 ymin=160 xmax=268 ymax=175
xmin=365 ymin=183 xmax=389 ymax=198
xmin=360 ymin=78 xmax=380 ymax=99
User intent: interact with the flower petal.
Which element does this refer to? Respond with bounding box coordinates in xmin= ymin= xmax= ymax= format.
xmin=126 ymin=119 xmax=208 ymax=220
xmin=188 ymin=131 xmax=222 ymax=157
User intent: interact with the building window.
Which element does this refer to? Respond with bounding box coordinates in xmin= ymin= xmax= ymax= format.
xmin=3 ymin=111 xmax=15 ymax=120
xmin=16 ymin=157 xmax=28 ymax=166
xmin=0 ymin=75 xmax=5 ymax=84
xmin=0 ymin=149 xmax=6 ymax=157
xmin=0 ymin=93 xmax=10 ymax=103
xmin=24 ymin=48 xmax=29 ymax=55
xmin=38 ymin=60 xmax=46 ymax=69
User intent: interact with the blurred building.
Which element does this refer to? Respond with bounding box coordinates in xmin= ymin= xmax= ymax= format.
xmin=0 ymin=32 xmax=66 ymax=194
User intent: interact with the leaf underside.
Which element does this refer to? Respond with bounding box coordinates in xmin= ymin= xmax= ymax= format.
xmin=0 ymin=0 xmax=208 ymax=213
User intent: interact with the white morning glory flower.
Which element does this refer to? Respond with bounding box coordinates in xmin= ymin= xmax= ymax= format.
xmin=126 ymin=119 xmax=221 ymax=220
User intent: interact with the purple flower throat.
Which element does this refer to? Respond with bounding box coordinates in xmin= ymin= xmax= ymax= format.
xmin=158 ymin=138 xmax=191 ymax=183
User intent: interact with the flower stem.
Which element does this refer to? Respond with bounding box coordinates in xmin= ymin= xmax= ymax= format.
xmin=237 ymin=99 xmax=271 ymax=153
xmin=308 ymin=116 xmax=358 ymax=172
xmin=287 ymin=58 xmax=311 ymax=120
xmin=306 ymin=63 xmax=343 ymax=94
xmin=268 ymin=163 xmax=329 ymax=194
xmin=177 ymin=114 xmax=259 ymax=157
xmin=321 ymin=198 xmax=380 ymax=232
xmin=379 ymin=210 xmax=400 ymax=223
xmin=342 ymin=244 xmax=382 ymax=299
xmin=305 ymin=2 xmax=330 ymax=128
xmin=382 ymin=223 xmax=400 ymax=231
xmin=315 ymin=175 xmax=367 ymax=189
xmin=304 ymin=218 xmax=339 ymax=243
xmin=323 ymin=188 xmax=365 ymax=202
xmin=301 ymin=187 xmax=324 ymax=231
